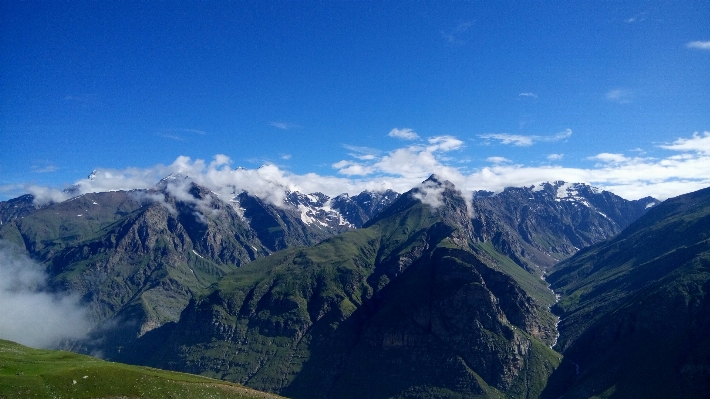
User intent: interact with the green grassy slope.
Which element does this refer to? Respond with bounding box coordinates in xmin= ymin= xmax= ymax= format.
xmin=0 ymin=339 xmax=287 ymax=399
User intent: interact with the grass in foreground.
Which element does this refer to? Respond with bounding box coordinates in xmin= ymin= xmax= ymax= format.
xmin=0 ymin=339 xmax=286 ymax=399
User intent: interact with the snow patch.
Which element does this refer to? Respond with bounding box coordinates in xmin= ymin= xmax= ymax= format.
xmin=531 ymin=183 xmax=546 ymax=192
xmin=555 ymin=182 xmax=573 ymax=199
xmin=298 ymin=204 xmax=317 ymax=225
xmin=228 ymin=198 xmax=247 ymax=219
xmin=322 ymin=199 xmax=353 ymax=227
xmin=295 ymin=199 xmax=354 ymax=228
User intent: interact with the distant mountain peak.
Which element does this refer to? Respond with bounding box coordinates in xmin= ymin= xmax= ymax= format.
xmin=424 ymin=173 xmax=443 ymax=184
xmin=158 ymin=173 xmax=191 ymax=183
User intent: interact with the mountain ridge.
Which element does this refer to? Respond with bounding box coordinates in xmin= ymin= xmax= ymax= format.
xmin=108 ymin=179 xmax=561 ymax=398
xmin=543 ymin=186 xmax=710 ymax=398
xmin=0 ymin=175 xmax=673 ymax=398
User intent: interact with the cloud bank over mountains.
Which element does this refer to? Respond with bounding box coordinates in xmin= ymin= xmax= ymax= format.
xmin=6 ymin=131 xmax=710 ymax=206
xmin=0 ymin=241 xmax=92 ymax=348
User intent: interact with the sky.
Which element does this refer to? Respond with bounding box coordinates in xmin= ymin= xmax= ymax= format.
xmin=1 ymin=1 xmax=709 ymax=203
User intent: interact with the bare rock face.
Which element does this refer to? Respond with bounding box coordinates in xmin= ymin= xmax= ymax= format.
xmin=330 ymin=189 xmax=400 ymax=227
xmin=0 ymin=194 xmax=37 ymax=225
xmin=469 ymin=182 xmax=659 ymax=272
xmin=37 ymin=187 xmax=264 ymax=337
xmin=0 ymin=180 xmax=399 ymax=353
xmin=110 ymin=182 xmax=561 ymax=399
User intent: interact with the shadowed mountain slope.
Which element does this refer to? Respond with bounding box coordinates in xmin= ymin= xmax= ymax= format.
xmin=543 ymin=186 xmax=710 ymax=399
xmin=470 ymin=182 xmax=658 ymax=273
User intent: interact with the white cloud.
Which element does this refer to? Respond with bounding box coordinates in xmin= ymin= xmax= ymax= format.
xmin=554 ymin=129 xmax=573 ymax=140
xmin=339 ymin=136 xmax=461 ymax=178
xmin=519 ymin=92 xmax=538 ymax=99
xmin=487 ymin=156 xmax=511 ymax=164
xmin=480 ymin=133 xmax=533 ymax=146
xmin=388 ymin=128 xmax=420 ymax=140
xmin=343 ymin=144 xmax=381 ymax=160
xmin=335 ymin=130 xmax=710 ymax=200
xmin=479 ymin=129 xmax=571 ymax=147
xmin=156 ymin=129 xmax=206 ymax=141
xmin=606 ymin=88 xmax=633 ymax=104
xmin=26 ymin=185 xmax=75 ymax=205
xmin=413 ymin=180 xmax=446 ymax=208
xmin=157 ymin=133 xmax=186 ymax=141
xmin=625 ymin=11 xmax=647 ymax=24
xmin=181 ymin=129 xmax=207 ymax=135
xmin=332 ymin=160 xmax=350 ymax=169
xmin=659 ymin=131 xmax=710 ymax=154
xmin=4 ymin=132 xmax=710 ymax=209
xmin=588 ymin=153 xmax=633 ymax=164
xmin=547 ymin=154 xmax=564 ymax=161
xmin=441 ymin=21 xmax=473 ymax=45
xmin=32 ymin=164 xmax=58 ymax=173
xmin=132 ymin=191 xmax=177 ymax=215
xmin=0 ymin=241 xmax=92 ymax=348
xmin=332 ymin=160 xmax=376 ymax=176
xmin=166 ymin=128 xmax=206 ymax=135
xmin=269 ymin=122 xmax=300 ymax=130
xmin=373 ymin=148 xmax=443 ymax=178
xmin=426 ymin=136 xmax=464 ymax=152
xmin=686 ymin=41 xmax=710 ymax=50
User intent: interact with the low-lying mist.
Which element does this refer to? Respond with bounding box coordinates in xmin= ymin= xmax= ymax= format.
xmin=0 ymin=241 xmax=92 ymax=349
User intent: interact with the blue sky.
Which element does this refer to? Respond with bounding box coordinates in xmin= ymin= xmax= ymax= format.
xmin=1 ymin=1 xmax=709 ymax=202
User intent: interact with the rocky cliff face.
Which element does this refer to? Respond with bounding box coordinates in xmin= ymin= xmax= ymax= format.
xmin=330 ymin=189 xmax=400 ymax=227
xmin=0 ymin=194 xmax=38 ymax=225
xmin=469 ymin=182 xmax=659 ymax=272
xmin=110 ymin=180 xmax=561 ymax=399
xmin=0 ymin=179 xmax=398 ymax=345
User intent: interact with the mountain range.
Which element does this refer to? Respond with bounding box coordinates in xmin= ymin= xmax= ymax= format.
xmin=3 ymin=174 xmax=707 ymax=398
xmin=0 ymin=177 xmax=398 ymax=340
